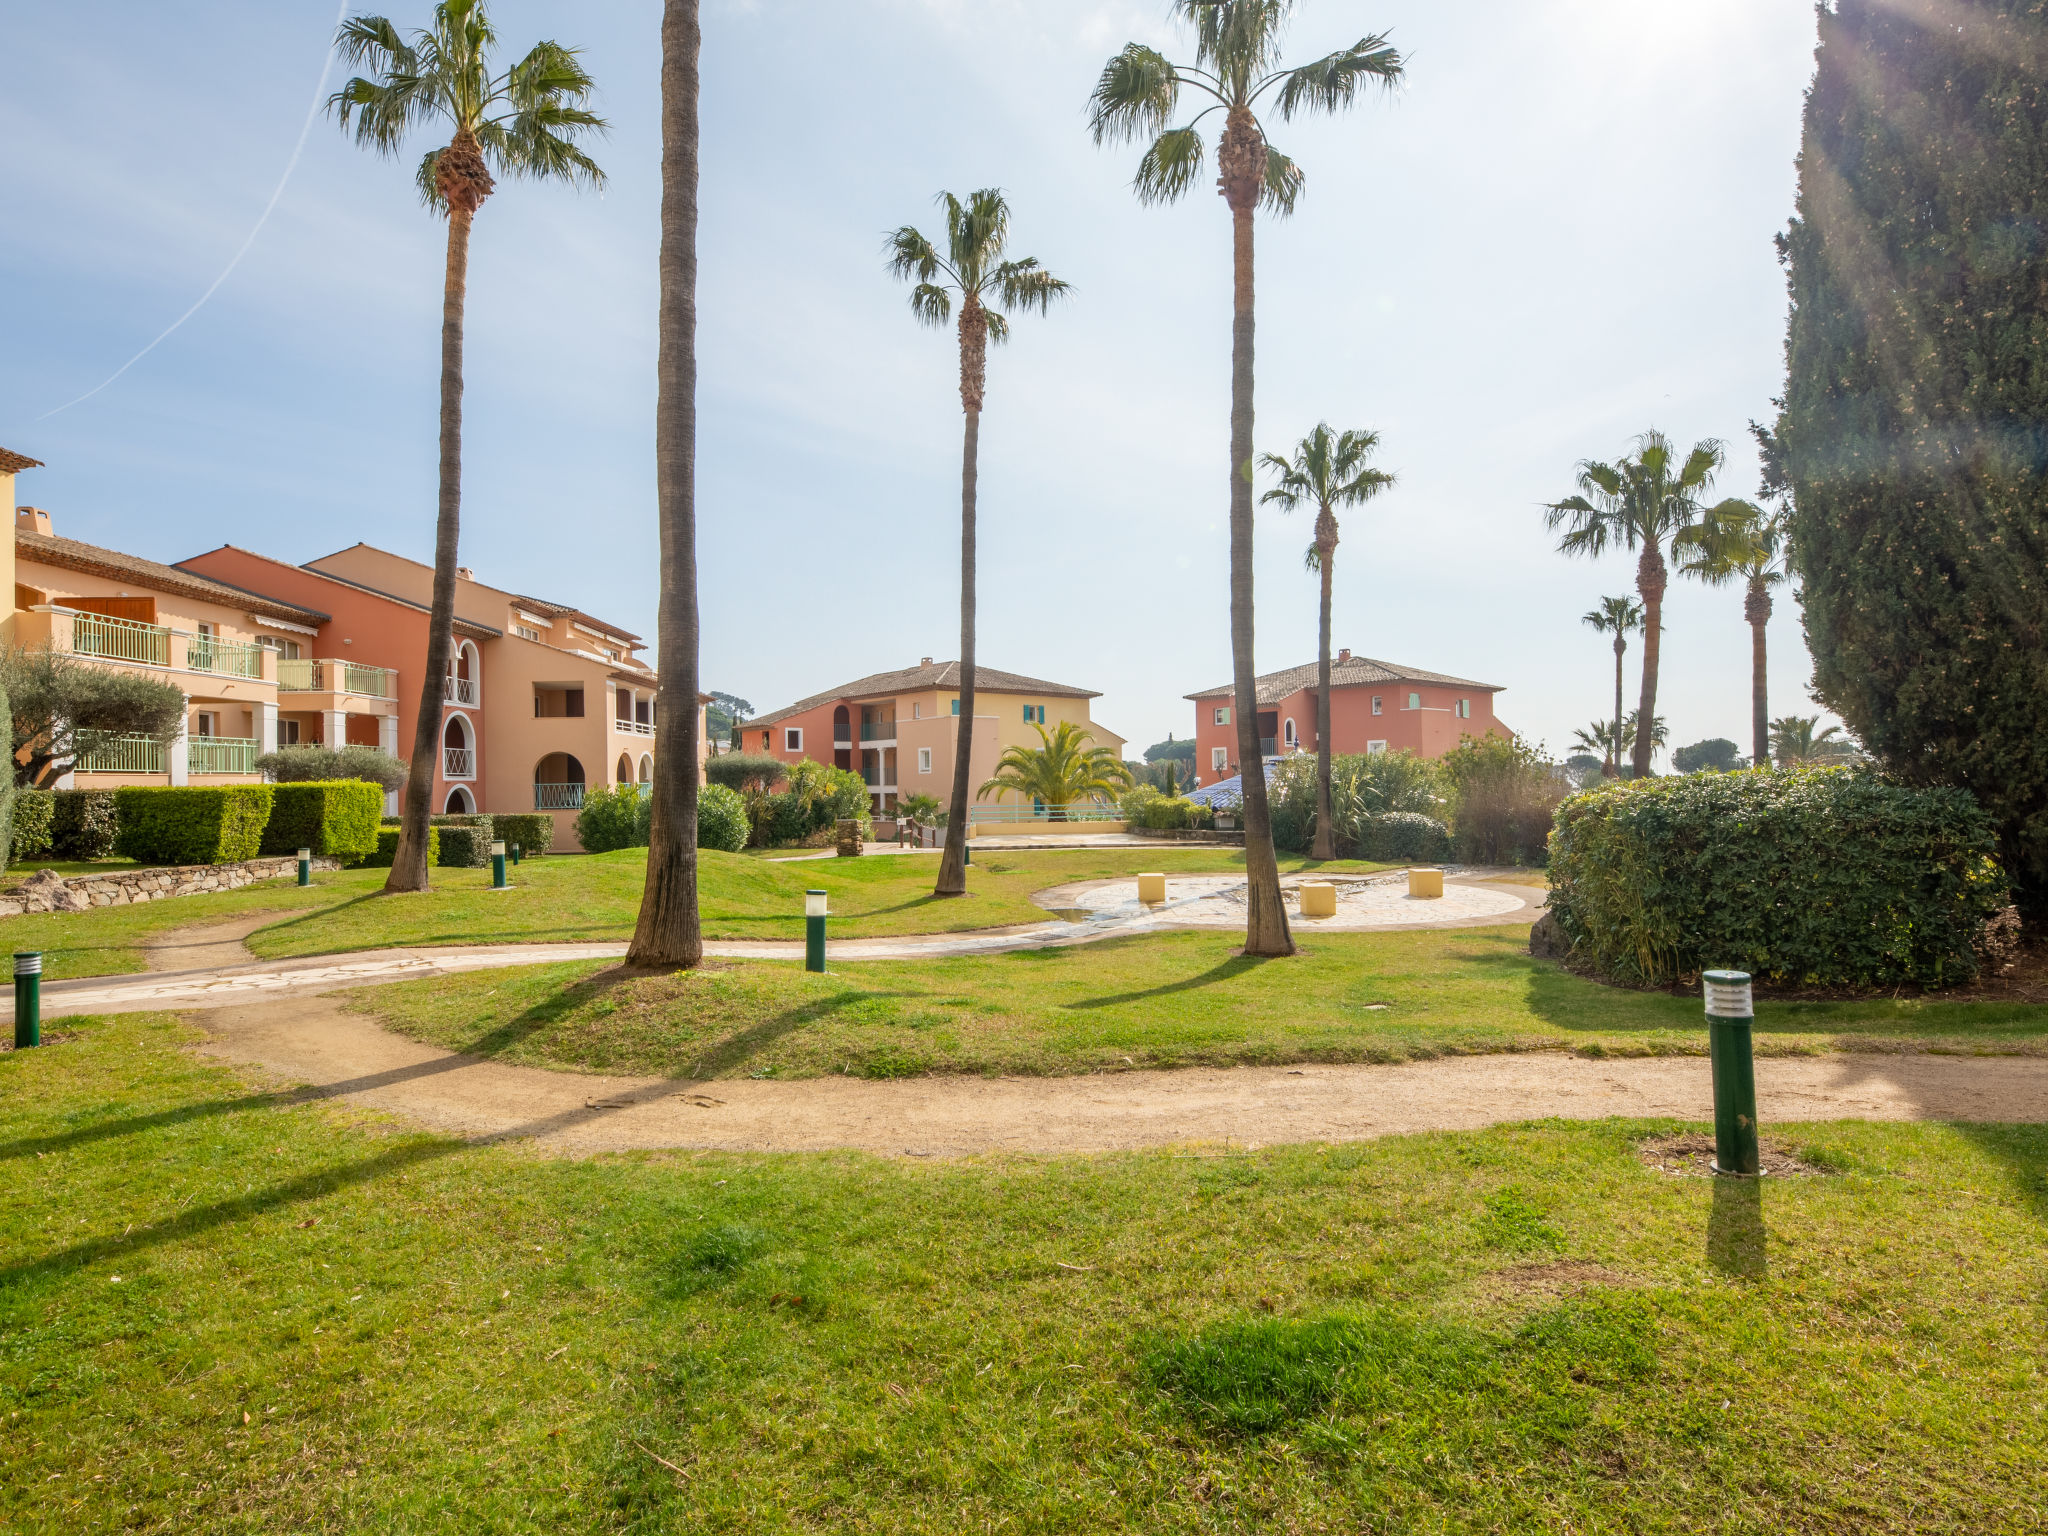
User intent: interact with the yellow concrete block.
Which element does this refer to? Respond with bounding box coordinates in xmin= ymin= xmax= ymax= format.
xmin=1137 ymin=872 xmax=1167 ymax=904
xmin=1299 ymin=881 xmax=1336 ymax=918
xmin=1409 ymin=867 xmax=1444 ymax=899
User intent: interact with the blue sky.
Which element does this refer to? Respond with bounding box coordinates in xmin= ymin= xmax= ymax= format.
xmin=1 ymin=0 xmax=1822 ymax=760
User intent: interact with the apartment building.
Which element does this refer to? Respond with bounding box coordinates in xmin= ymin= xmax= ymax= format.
xmin=1187 ymin=651 xmax=1512 ymax=783
xmin=747 ymin=658 xmax=1125 ymax=818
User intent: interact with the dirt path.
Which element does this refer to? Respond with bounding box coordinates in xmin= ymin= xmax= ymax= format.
xmin=142 ymin=913 xmax=277 ymax=972
xmin=189 ymin=993 xmax=2048 ymax=1157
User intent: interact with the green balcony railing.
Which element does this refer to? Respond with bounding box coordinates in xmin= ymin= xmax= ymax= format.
xmin=188 ymin=736 xmax=261 ymax=775
xmin=69 ymin=611 xmax=171 ymax=667
xmin=278 ymin=658 xmax=397 ymax=696
xmin=75 ymin=734 xmax=167 ymax=774
xmin=967 ymin=801 xmax=1122 ymax=824
xmin=534 ymin=782 xmax=585 ymax=810
xmin=344 ymin=663 xmax=393 ymax=698
xmin=859 ymin=721 xmax=897 ymax=741
xmin=187 ymin=636 xmax=266 ymax=679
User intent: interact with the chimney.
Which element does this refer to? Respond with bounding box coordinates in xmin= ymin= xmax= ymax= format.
xmin=16 ymin=507 xmax=50 ymax=536
xmin=1336 ymin=647 xmax=1351 ymax=664
xmin=456 ymin=566 xmax=475 ymax=581
xmin=920 ymin=656 xmax=933 ymax=667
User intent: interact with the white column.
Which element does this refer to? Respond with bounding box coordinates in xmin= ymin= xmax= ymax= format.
xmin=322 ymin=709 xmax=345 ymax=751
xmin=169 ymin=705 xmax=190 ymax=787
xmin=378 ymin=713 xmax=400 ymax=813
xmin=259 ymin=701 xmax=278 ymax=755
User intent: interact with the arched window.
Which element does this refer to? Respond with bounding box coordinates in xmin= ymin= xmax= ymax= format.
xmin=444 ymin=641 xmax=480 ymax=705
xmin=1283 ymin=718 xmax=1297 ymax=748
xmin=639 ymin=753 xmax=653 ymax=783
xmin=442 ymin=713 xmax=474 ymax=778
xmin=617 ymin=753 xmax=632 ymax=785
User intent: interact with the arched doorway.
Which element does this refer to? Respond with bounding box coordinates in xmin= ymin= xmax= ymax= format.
xmin=639 ymin=753 xmax=653 ymax=784
xmin=833 ymin=704 xmax=852 ymax=771
xmin=535 ymin=752 xmax=585 ymax=810
xmin=443 ymin=713 xmax=474 ymax=779
xmin=444 ymin=785 xmax=475 ymax=814
xmin=617 ymin=753 xmax=632 ymax=785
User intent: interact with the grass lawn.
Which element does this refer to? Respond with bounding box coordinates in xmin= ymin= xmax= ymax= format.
xmin=0 ymin=847 xmax=1394 ymax=981
xmin=352 ymin=927 xmax=2048 ymax=1081
xmin=3 ymin=1009 xmax=2043 ymax=1532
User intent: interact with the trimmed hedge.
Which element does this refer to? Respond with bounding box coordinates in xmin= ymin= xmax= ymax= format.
xmin=1547 ymin=768 xmax=2011 ymax=989
xmin=435 ymin=825 xmax=490 ymax=868
xmin=260 ymin=782 xmax=383 ymax=864
xmin=11 ymin=790 xmax=54 ymax=861
xmin=113 ymin=785 xmax=274 ymax=867
xmin=576 ymin=786 xmax=646 ymax=853
xmin=1354 ymin=811 xmax=1452 ymax=862
xmin=698 ymin=784 xmax=749 ymax=853
xmin=53 ymin=790 xmax=120 ymax=860
xmin=493 ymin=813 xmax=555 ymax=857
xmin=361 ymin=826 xmax=441 ymax=869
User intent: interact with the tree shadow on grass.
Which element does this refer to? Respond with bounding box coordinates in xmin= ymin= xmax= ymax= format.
xmin=1062 ymin=954 xmax=1272 ymax=1011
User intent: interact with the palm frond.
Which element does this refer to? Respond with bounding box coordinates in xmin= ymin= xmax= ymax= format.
xmin=1133 ymin=127 xmax=1207 ymax=207
xmin=907 ymin=283 xmax=951 ymax=328
xmin=982 ymin=308 xmax=1012 ymax=346
xmin=1303 ymin=541 xmax=1322 ymax=573
xmin=1088 ymin=43 xmax=1183 ymax=144
xmin=413 ymin=145 xmax=444 ymax=209
xmin=1266 ymin=33 xmax=1404 ymax=120
xmin=1185 ymin=0 xmax=1290 ymax=95
xmin=1259 ymin=146 xmax=1303 ymax=215
xmin=886 ymin=226 xmax=945 ymax=285
xmin=944 ymin=187 xmax=1012 ymax=282
xmin=992 ymin=259 xmax=1071 ymax=316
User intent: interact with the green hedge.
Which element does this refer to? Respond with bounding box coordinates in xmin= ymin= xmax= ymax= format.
xmin=113 ymin=785 xmax=274 ymax=867
xmin=53 ymin=790 xmax=120 ymax=860
xmin=493 ymin=813 xmax=555 ymax=857
xmin=11 ymin=790 xmax=53 ymax=861
xmin=1547 ymin=768 xmax=2010 ymax=989
xmin=360 ymin=826 xmax=440 ymax=869
xmin=576 ymin=787 xmax=646 ymax=853
xmin=435 ymin=825 xmax=490 ymax=868
xmin=698 ymin=784 xmax=749 ymax=853
xmin=260 ymin=782 xmax=383 ymax=864
xmin=1354 ymin=812 xmax=1452 ymax=862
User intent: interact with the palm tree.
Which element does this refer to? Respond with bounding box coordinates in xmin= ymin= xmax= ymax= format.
xmin=887 ymin=191 xmax=1069 ymax=899
xmin=1089 ymin=2 xmax=1403 ymax=957
xmin=1259 ymin=424 xmax=1394 ymax=859
xmin=1544 ymin=431 xmax=1754 ymax=779
xmin=1770 ymin=715 xmax=1859 ymax=767
xmin=330 ymin=1 xmax=605 ymax=894
xmin=627 ymin=0 xmax=702 ymax=969
xmin=1622 ymin=710 xmax=1669 ymax=763
xmin=978 ymin=721 xmax=1134 ymax=819
xmin=1579 ymin=595 xmax=1643 ymax=776
xmin=1680 ymin=505 xmax=1787 ymax=770
xmin=1571 ymin=719 xmax=1624 ymax=768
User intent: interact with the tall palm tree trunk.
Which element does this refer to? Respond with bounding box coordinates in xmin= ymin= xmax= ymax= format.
xmin=1631 ymin=545 xmax=1666 ymax=779
xmin=628 ymin=0 xmax=704 ymax=967
xmin=1746 ymin=579 xmax=1771 ymax=769
xmin=388 ymin=138 xmax=489 ymax=895
xmin=1221 ymin=109 xmax=1291 ymax=957
xmin=1312 ymin=525 xmax=1335 ymax=861
xmin=1609 ymin=638 xmax=1625 ymax=777
xmin=935 ymin=298 xmax=985 ymax=897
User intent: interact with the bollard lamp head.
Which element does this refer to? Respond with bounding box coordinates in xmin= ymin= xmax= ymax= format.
xmin=805 ymin=890 xmax=829 ymax=918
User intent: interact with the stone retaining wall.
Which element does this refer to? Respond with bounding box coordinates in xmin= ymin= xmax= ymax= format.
xmin=0 ymin=856 xmax=343 ymax=917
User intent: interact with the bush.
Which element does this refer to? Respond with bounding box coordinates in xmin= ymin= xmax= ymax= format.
xmin=697 ymin=783 xmax=749 ymax=853
xmin=1441 ymin=737 xmax=1567 ymax=866
xmin=1548 ymin=767 xmax=2011 ymax=989
xmin=493 ymin=813 xmax=556 ymax=857
xmin=11 ymin=789 xmax=53 ymax=861
xmin=114 ymin=785 xmax=274 ymax=866
xmin=360 ymin=826 xmax=440 ymax=868
xmin=576 ymin=787 xmax=646 ymax=853
xmin=255 ymin=744 xmax=409 ymax=791
xmin=431 ymin=815 xmax=494 ymax=868
xmin=1354 ymin=811 xmax=1453 ymax=862
xmin=1265 ymin=751 xmax=1448 ymax=855
xmin=749 ymin=762 xmax=870 ymax=848
xmin=52 ymin=790 xmax=121 ymax=860
xmin=259 ymin=782 xmax=383 ymax=864
xmin=705 ymin=753 xmax=787 ymax=794
xmin=1672 ymin=738 xmax=1745 ymax=775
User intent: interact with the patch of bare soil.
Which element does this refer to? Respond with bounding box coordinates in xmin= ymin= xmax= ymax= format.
xmin=143 ymin=913 xmax=281 ymax=974
xmin=1637 ymin=1132 xmax=1831 ymax=1178
xmin=1485 ymin=1259 xmax=1626 ymax=1296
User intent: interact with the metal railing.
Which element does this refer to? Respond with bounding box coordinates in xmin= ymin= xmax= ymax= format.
xmin=860 ymin=721 xmax=897 ymax=741
xmin=968 ymin=801 xmax=1122 ymax=824
xmin=75 ymin=734 xmax=167 ymax=774
xmin=534 ymin=782 xmax=585 ymax=810
xmin=444 ymin=748 xmax=475 ymax=778
xmin=444 ymin=675 xmax=478 ymax=706
xmin=188 ymin=736 xmax=261 ymax=775
xmin=278 ymin=659 xmax=398 ymax=697
xmin=187 ymin=634 xmax=266 ymax=679
xmin=69 ymin=611 xmax=171 ymax=667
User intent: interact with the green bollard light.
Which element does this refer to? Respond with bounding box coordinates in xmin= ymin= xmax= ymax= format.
xmin=510 ymin=842 xmax=521 ymax=866
xmin=490 ymin=840 xmax=508 ymax=890
xmin=14 ymin=952 xmax=42 ymax=1050
xmin=296 ymin=846 xmax=311 ymax=887
xmin=805 ymin=890 xmax=828 ymax=973
xmin=1703 ymin=969 xmax=1761 ymax=1177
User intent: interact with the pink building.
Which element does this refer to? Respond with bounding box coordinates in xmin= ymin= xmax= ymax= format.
xmin=1188 ymin=650 xmax=1512 ymax=784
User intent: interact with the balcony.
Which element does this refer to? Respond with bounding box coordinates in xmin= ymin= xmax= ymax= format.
xmin=444 ymin=675 xmax=479 ymax=707
xmin=534 ymin=782 xmax=585 ymax=810
xmin=444 ymin=748 xmax=475 ymax=779
xmin=188 ymin=736 xmax=261 ymax=775
xmin=280 ymin=659 xmax=397 ymax=698
xmin=187 ymin=635 xmax=266 ymax=680
xmin=612 ymin=717 xmax=654 ymax=736
xmin=860 ymin=721 xmax=897 ymax=742
xmin=75 ymin=734 xmax=167 ymax=774
xmin=71 ymin=611 xmax=171 ymax=667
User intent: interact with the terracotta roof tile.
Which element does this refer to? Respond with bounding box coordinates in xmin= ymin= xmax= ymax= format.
xmin=752 ymin=661 xmax=1098 ymax=729
xmin=1185 ymin=655 xmax=1502 ymax=704
xmin=0 ymin=447 xmax=45 ymax=475
xmin=20 ymin=530 xmax=330 ymax=626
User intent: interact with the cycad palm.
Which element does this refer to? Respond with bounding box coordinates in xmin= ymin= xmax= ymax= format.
xmin=330 ymin=0 xmax=605 ymax=894
xmin=887 ymin=190 xmax=1069 ymax=898
xmin=1681 ymin=505 xmax=1788 ymax=770
xmin=1769 ymin=715 xmax=1857 ymax=767
xmin=1544 ymin=431 xmax=1754 ymax=779
xmin=978 ymin=721 xmax=1134 ymax=819
xmin=1579 ymin=595 xmax=1643 ymax=777
xmin=1089 ymin=2 xmax=1403 ymax=955
xmin=1259 ymin=424 xmax=1395 ymax=858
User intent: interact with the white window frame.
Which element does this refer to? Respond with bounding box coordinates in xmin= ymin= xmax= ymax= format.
xmin=1211 ymin=746 xmax=1229 ymax=771
xmin=1213 ymin=707 xmax=1230 ymax=726
xmin=1372 ymin=696 xmax=1383 ymax=715
xmin=1367 ymin=740 xmax=1388 ymax=755
xmin=1458 ymin=697 xmax=1471 ymax=719
xmin=912 ymin=702 xmax=922 ymax=720
xmin=1283 ymin=718 xmax=1297 ymax=747
xmin=918 ymin=747 xmax=932 ymax=774
xmin=784 ymin=727 xmax=803 ymax=752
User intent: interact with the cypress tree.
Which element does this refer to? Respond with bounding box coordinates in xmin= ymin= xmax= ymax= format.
xmin=1779 ymin=0 xmax=2048 ymax=907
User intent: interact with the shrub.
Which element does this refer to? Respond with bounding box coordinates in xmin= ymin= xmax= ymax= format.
xmin=1354 ymin=811 xmax=1453 ymax=862
xmin=360 ymin=826 xmax=440 ymax=868
xmin=493 ymin=813 xmax=556 ymax=857
xmin=1548 ymin=767 xmax=2011 ymax=989
xmin=11 ymin=789 xmax=53 ymax=862
xmin=897 ymin=792 xmax=943 ymax=826
xmin=697 ymin=783 xmax=749 ymax=853
xmin=1442 ymin=737 xmax=1567 ymax=867
xmin=255 ymin=744 xmax=409 ymax=791
xmin=259 ymin=782 xmax=383 ymax=863
xmin=749 ymin=762 xmax=870 ymax=848
xmin=52 ymin=790 xmax=121 ymax=860
xmin=114 ymin=785 xmax=274 ymax=866
xmin=427 ymin=815 xmax=494 ymax=868
xmin=705 ymin=753 xmax=787 ymax=794
xmin=576 ymin=787 xmax=645 ymax=853
xmin=1266 ymin=751 xmax=1448 ymax=855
